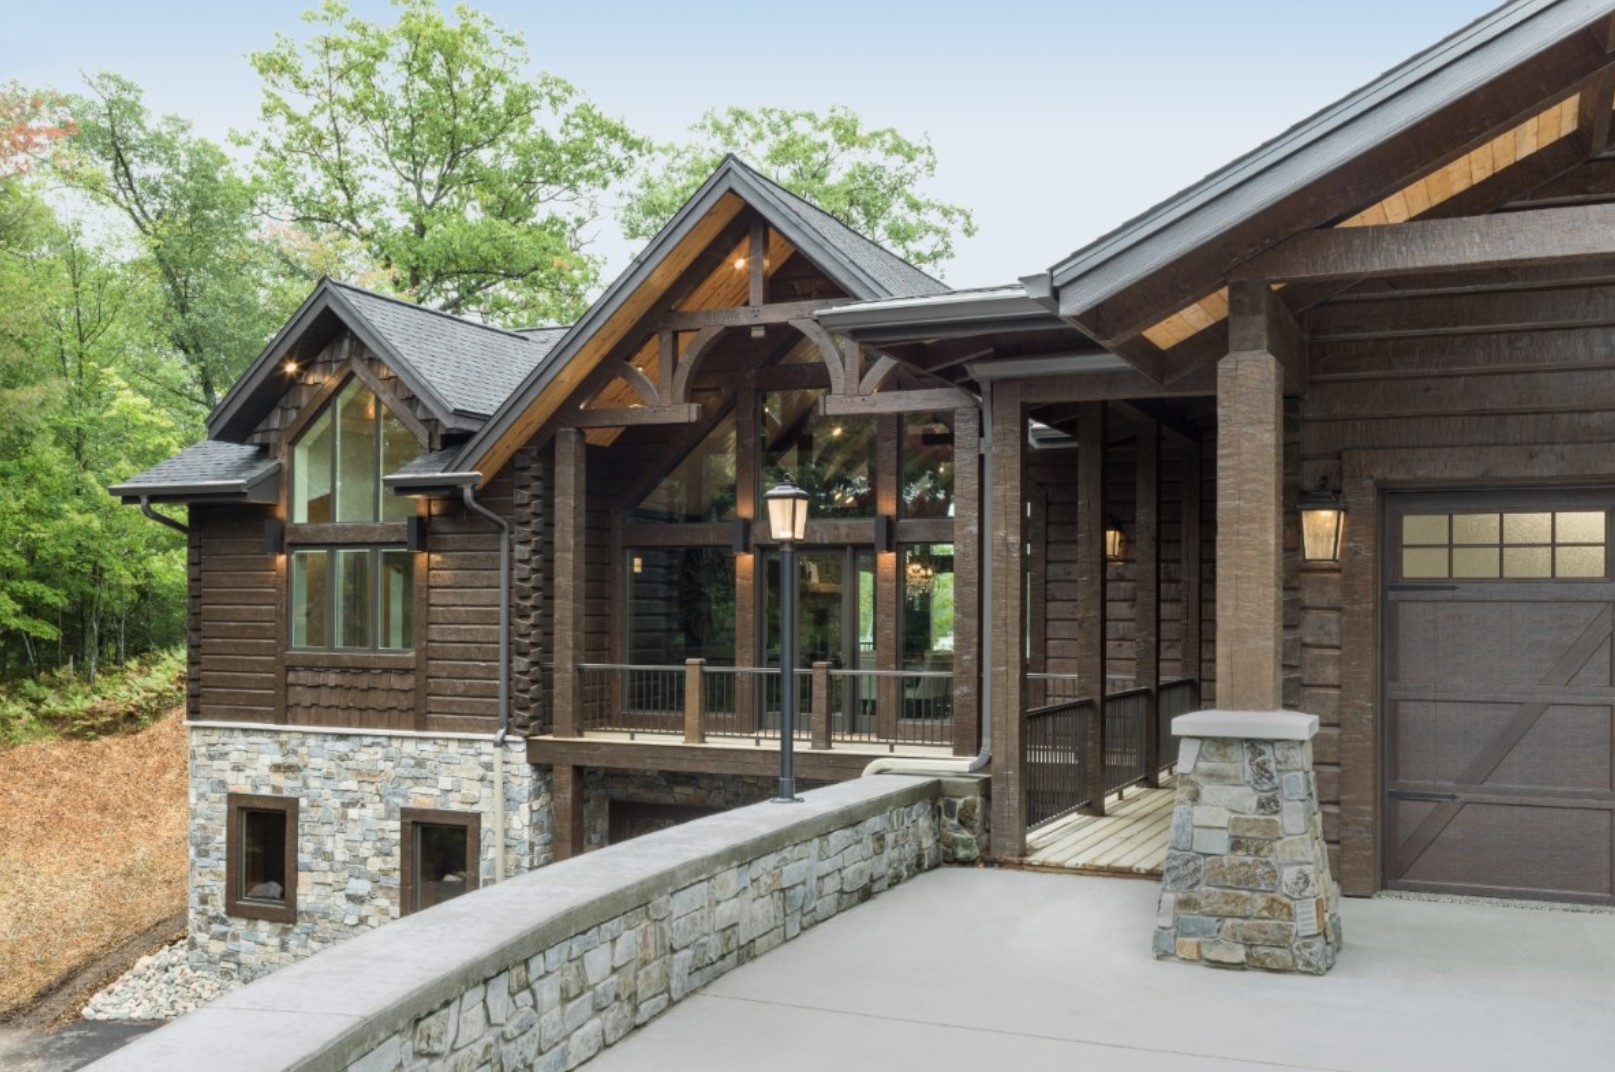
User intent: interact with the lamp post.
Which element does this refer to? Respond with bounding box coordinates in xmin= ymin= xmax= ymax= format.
xmin=765 ymin=480 xmax=811 ymax=803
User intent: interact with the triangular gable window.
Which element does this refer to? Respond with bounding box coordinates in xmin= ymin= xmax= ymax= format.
xmin=630 ymin=412 xmax=738 ymax=524
xmin=292 ymin=378 xmax=417 ymax=523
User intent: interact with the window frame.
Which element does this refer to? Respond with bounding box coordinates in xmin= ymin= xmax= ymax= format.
xmin=400 ymin=807 xmax=481 ymax=916
xmin=225 ymin=793 xmax=299 ymax=923
xmin=290 ymin=545 xmax=415 ymax=653
xmin=290 ymin=374 xmax=419 ymax=526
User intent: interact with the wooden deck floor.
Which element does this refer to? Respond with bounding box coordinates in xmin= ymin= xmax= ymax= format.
xmin=1023 ymin=774 xmax=1178 ymax=875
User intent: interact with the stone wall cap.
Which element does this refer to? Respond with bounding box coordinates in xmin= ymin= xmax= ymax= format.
xmin=1172 ymin=710 xmax=1319 ymax=741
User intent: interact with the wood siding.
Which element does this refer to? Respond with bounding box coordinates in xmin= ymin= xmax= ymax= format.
xmin=193 ymin=505 xmax=280 ymax=723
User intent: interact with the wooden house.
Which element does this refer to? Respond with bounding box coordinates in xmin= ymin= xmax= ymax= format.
xmin=116 ymin=0 xmax=1615 ymax=978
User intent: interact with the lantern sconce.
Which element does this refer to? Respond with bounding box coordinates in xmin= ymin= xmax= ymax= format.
xmin=1300 ymin=479 xmax=1347 ymax=564
xmin=264 ymin=518 xmax=285 ymax=555
xmin=1104 ymin=517 xmax=1125 ymax=563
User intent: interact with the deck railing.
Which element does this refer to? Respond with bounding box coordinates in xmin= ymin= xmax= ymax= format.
xmin=1158 ymin=677 xmax=1200 ymax=770
xmin=1103 ymin=686 xmax=1153 ymax=795
xmin=573 ymin=662 xmax=951 ymax=750
xmin=1027 ymin=697 xmax=1092 ymax=827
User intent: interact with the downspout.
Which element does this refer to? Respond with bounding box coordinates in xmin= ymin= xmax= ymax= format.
xmin=139 ymin=496 xmax=190 ymax=536
xmin=461 ymin=484 xmax=512 ymax=884
xmin=864 ymin=382 xmax=993 ymax=777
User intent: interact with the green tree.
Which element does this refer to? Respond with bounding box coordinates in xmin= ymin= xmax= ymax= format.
xmin=250 ymin=0 xmax=646 ymax=326
xmin=56 ymin=73 xmax=285 ymax=411
xmin=621 ymin=106 xmax=978 ymax=274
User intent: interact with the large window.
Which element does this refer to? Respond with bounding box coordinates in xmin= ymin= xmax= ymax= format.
xmin=902 ymin=413 xmax=955 ymax=519
xmin=292 ymin=547 xmax=413 ymax=649
xmin=289 ymin=377 xmax=419 ymax=652
xmin=226 ymin=793 xmax=298 ymax=923
xmin=901 ymin=544 xmax=955 ymax=672
xmin=762 ymin=389 xmax=876 ymax=519
xmin=292 ymin=378 xmax=416 ymax=523
xmin=626 ymin=547 xmax=736 ymax=665
xmin=401 ymin=808 xmax=479 ymax=915
xmin=630 ymin=413 xmax=738 ymax=523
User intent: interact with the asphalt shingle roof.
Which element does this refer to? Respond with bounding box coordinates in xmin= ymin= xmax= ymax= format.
xmin=110 ymin=441 xmax=276 ymax=495
xmin=331 ymin=283 xmax=569 ymax=420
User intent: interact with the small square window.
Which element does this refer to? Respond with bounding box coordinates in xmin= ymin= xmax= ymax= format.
xmin=401 ymin=809 xmax=479 ymax=915
xmin=226 ymin=794 xmax=298 ymax=923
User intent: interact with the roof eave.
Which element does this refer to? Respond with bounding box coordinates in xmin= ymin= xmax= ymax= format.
xmin=111 ymin=463 xmax=282 ymax=505
xmin=1045 ymin=0 xmax=1608 ymax=319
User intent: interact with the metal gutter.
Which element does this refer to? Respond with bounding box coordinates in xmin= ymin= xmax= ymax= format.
xmin=138 ymin=496 xmax=190 ymax=535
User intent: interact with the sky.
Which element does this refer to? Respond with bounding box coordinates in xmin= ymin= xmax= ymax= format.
xmin=2 ymin=0 xmax=1498 ymax=289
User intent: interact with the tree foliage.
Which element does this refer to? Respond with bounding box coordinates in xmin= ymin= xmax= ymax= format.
xmin=249 ymin=0 xmax=646 ymax=326
xmin=621 ymin=105 xmax=977 ymax=274
xmin=56 ymin=74 xmax=288 ymax=411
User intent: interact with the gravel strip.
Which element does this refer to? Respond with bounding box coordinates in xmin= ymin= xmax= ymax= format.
xmin=81 ymin=942 xmax=240 ymax=1023
xmin=1373 ymin=889 xmax=1615 ymax=915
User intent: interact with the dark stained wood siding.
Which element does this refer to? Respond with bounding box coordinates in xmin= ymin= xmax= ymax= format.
xmin=423 ymin=469 xmax=515 ymax=733
xmin=193 ymin=505 xmax=279 ymax=722
xmin=286 ymin=668 xmax=416 ymax=729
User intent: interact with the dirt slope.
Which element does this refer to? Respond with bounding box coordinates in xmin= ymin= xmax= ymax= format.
xmin=0 ymin=709 xmax=188 ymax=1020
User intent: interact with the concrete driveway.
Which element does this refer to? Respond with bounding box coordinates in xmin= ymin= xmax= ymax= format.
xmin=587 ymin=868 xmax=1615 ymax=1071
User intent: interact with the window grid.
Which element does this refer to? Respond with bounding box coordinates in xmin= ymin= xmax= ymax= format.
xmin=1401 ymin=511 xmax=1606 ymax=580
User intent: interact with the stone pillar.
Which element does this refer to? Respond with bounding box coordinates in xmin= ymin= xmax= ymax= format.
xmin=1153 ymin=711 xmax=1341 ymax=974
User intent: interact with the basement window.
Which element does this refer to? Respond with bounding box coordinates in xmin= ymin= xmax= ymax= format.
xmin=401 ymin=809 xmax=479 ymax=915
xmin=226 ymin=794 xmax=298 ymax=923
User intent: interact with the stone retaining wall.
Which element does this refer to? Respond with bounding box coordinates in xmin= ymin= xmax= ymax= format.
xmin=88 ymin=775 xmax=959 ymax=1072
xmin=189 ymin=725 xmax=550 ymax=981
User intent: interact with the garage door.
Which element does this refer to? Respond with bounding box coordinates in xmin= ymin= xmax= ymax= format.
xmin=1384 ymin=490 xmax=1615 ymax=904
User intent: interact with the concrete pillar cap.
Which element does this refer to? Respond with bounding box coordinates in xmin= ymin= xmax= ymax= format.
xmin=1171 ymin=710 xmax=1318 ymax=741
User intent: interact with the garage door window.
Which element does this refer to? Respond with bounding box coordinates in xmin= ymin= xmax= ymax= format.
xmin=1402 ymin=511 xmax=1606 ymax=580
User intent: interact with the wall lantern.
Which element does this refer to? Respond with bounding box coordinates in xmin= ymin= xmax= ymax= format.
xmin=405 ymin=516 xmax=429 ymax=553
xmin=1300 ymin=481 xmax=1347 ymax=564
xmin=765 ymin=481 xmax=811 ymax=543
xmin=1104 ymin=518 xmax=1125 ymax=563
xmin=873 ymin=514 xmax=895 ymax=554
xmin=731 ymin=518 xmax=751 ymax=554
xmin=264 ymin=518 xmax=285 ymax=555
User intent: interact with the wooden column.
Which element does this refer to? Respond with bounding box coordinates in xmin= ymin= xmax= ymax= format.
xmin=875 ymin=413 xmax=901 ymax=741
xmin=683 ymin=658 xmax=706 ymax=744
xmin=552 ymin=763 xmax=586 ymax=861
xmin=553 ymin=429 xmax=587 ymax=737
xmin=1183 ymin=444 xmax=1203 ymax=693
xmin=734 ymin=376 xmax=758 ymax=733
xmin=810 ymin=661 xmax=832 ymax=750
xmin=987 ymin=381 xmax=1028 ymax=859
xmin=1076 ymin=403 xmax=1108 ymax=815
xmin=1135 ymin=423 xmax=1161 ymax=786
xmin=1217 ymin=283 xmax=1287 ymax=712
xmin=950 ymin=406 xmax=981 ymax=757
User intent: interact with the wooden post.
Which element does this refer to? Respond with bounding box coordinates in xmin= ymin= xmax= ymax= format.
xmin=1136 ymin=424 xmax=1161 ymax=787
xmin=876 ymin=413 xmax=901 ymax=742
xmin=987 ymin=382 xmax=1028 ymax=859
xmin=810 ymin=661 xmax=832 ymax=749
xmin=553 ymin=763 xmax=586 ymax=861
xmin=1183 ymin=444 xmax=1203 ymax=694
xmin=553 ymin=429 xmax=587 ymax=737
xmin=683 ymin=658 xmax=706 ymax=744
xmin=734 ymin=376 xmax=758 ymax=734
xmin=1218 ymin=283 xmax=1287 ymax=712
xmin=951 ymin=406 xmax=981 ymax=757
xmin=1077 ymin=403 xmax=1108 ymax=815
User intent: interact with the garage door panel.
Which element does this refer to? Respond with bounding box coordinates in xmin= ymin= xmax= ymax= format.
xmin=1390 ymin=700 xmax=1516 ymax=785
xmin=1397 ymin=803 xmax=1612 ymax=899
xmin=1485 ymin=705 xmax=1612 ymax=792
xmin=1385 ymin=490 xmax=1615 ymax=905
xmin=1426 ymin=602 xmax=1608 ymax=691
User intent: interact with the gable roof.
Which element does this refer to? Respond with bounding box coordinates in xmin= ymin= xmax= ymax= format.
xmin=206 ymin=279 xmax=570 ymax=442
xmin=1042 ymin=0 xmax=1615 ymax=323
xmin=445 ymin=155 xmax=952 ymax=482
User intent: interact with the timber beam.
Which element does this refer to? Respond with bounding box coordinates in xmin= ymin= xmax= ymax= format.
xmin=658 ymin=298 xmax=851 ymax=332
xmin=1229 ymin=280 xmax=1307 ymax=396
xmin=560 ymin=403 xmax=702 ymax=429
xmin=1234 ymin=202 xmax=1615 ymax=285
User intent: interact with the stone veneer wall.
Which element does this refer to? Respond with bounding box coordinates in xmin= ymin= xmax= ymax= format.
xmin=1154 ymin=734 xmax=1343 ymax=974
xmin=189 ymin=725 xmax=551 ymax=980
xmin=94 ymin=775 xmax=960 ymax=1072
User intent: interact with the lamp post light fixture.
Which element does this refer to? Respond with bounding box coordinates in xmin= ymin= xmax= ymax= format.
xmin=764 ymin=480 xmax=811 ymax=803
xmin=1300 ymin=480 xmax=1347 ymax=564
